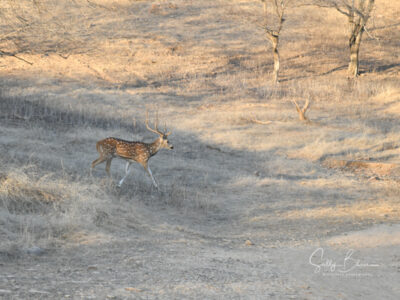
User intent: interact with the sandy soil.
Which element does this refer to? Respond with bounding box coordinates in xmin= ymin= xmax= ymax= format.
xmin=0 ymin=0 xmax=399 ymax=299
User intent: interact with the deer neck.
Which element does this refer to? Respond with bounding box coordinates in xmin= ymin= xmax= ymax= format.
xmin=148 ymin=137 xmax=162 ymax=156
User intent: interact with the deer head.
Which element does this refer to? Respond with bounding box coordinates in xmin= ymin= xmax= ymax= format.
xmin=145 ymin=111 xmax=173 ymax=150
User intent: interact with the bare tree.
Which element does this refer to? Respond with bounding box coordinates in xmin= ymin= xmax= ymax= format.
xmin=261 ymin=0 xmax=290 ymax=83
xmin=319 ymin=0 xmax=375 ymax=77
xmin=229 ymin=1 xmax=290 ymax=83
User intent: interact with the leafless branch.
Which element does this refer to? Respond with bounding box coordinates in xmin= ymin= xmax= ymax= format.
xmin=0 ymin=50 xmax=33 ymax=65
xmin=249 ymin=114 xmax=273 ymax=125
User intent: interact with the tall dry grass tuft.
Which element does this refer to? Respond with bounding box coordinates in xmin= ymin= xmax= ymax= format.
xmin=0 ymin=160 xmax=118 ymax=257
xmin=0 ymin=166 xmax=63 ymax=214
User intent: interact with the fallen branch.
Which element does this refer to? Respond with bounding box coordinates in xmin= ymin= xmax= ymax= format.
xmin=0 ymin=50 xmax=33 ymax=65
xmin=58 ymin=53 xmax=71 ymax=59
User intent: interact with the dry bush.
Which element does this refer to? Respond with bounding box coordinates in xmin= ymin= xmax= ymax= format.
xmin=0 ymin=160 xmax=116 ymax=256
xmin=0 ymin=168 xmax=62 ymax=214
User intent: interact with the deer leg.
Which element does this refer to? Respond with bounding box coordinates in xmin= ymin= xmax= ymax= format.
xmin=125 ymin=161 xmax=131 ymax=174
xmin=118 ymin=162 xmax=132 ymax=187
xmin=105 ymin=158 xmax=112 ymax=176
xmin=144 ymin=164 xmax=158 ymax=189
xmin=91 ymin=156 xmax=108 ymax=169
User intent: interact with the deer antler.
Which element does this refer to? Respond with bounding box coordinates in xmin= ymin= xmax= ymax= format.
xmin=292 ymin=98 xmax=310 ymax=122
xmin=145 ymin=110 xmax=163 ymax=136
xmin=146 ymin=110 xmax=172 ymax=136
xmin=164 ymin=122 xmax=171 ymax=136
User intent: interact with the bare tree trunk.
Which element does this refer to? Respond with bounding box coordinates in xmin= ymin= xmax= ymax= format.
xmin=324 ymin=0 xmax=375 ymax=78
xmin=268 ymin=34 xmax=280 ymax=83
xmin=262 ymin=0 xmax=286 ymax=84
xmin=348 ymin=23 xmax=364 ymax=77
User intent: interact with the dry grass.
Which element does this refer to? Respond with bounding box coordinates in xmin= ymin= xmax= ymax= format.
xmin=0 ymin=0 xmax=398 ymax=238
xmin=281 ymin=200 xmax=399 ymax=221
xmin=0 ymin=161 xmax=109 ymax=256
xmin=0 ymin=168 xmax=62 ymax=214
xmin=0 ymin=0 xmax=399 ymax=297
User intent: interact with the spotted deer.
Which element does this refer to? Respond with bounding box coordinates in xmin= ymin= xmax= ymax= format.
xmin=91 ymin=112 xmax=173 ymax=188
